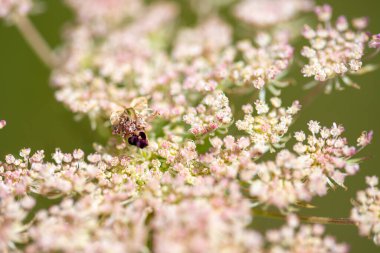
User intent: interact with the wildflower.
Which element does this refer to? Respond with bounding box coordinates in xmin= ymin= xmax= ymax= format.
xmin=353 ymin=17 xmax=369 ymax=30
xmin=357 ymin=131 xmax=374 ymax=147
xmin=171 ymin=18 xmax=235 ymax=93
xmin=64 ymin=0 xmax=144 ymax=34
xmin=234 ymin=0 xmax=314 ymax=27
xmin=0 ymin=0 xmax=379 ymax=251
xmin=0 ymin=148 xmax=122 ymax=198
xmin=369 ymin=33 xmax=380 ymax=49
xmin=53 ymin=2 xmax=178 ymax=122
xmin=293 ymin=122 xmax=369 ymax=186
xmin=0 ymin=119 xmax=6 ymax=129
xmin=153 ymin=198 xmax=263 ymax=253
xmin=301 ymin=5 xmax=371 ymax=87
xmin=236 ymin=99 xmax=300 ymax=153
xmin=26 ymin=196 xmax=150 ymax=253
xmin=0 ymin=0 xmax=33 ymax=20
xmin=230 ymin=36 xmax=294 ymax=90
xmin=201 ymin=135 xmax=253 ymax=178
xmin=294 ymin=131 xmax=306 ymax=142
xmin=307 ymin=120 xmax=321 ymax=134
xmin=351 ymin=176 xmax=380 ymax=245
xmin=0 ymin=197 xmax=30 ymax=250
xmin=184 ymin=91 xmax=232 ymax=136
xmin=241 ymin=121 xmax=370 ymax=209
xmin=173 ymin=17 xmax=232 ymax=60
xmin=266 ymin=215 xmax=349 ymax=253
xmin=247 ymin=150 xmax=315 ymax=208
xmin=315 ymin=4 xmax=332 ymax=22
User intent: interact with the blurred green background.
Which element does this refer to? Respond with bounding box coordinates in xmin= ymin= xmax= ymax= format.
xmin=0 ymin=0 xmax=379 ymax=252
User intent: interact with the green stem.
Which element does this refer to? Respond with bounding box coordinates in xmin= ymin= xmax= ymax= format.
xmin=13 ymin=15 xmax=57 ymax=68
xmin=254 ymin=210 xmax=355 ymax=226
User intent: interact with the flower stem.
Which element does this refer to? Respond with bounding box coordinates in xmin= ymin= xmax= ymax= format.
xmin=300 ymin=81 xmax=327 ymax=109
xmin=254 ymin=210 xmax=355 ymax=226
xmin=13 ymin=15 xmax=57 ymax=68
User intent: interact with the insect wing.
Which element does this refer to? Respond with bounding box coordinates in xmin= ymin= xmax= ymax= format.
xmin=130 ymin=97 xmax=149 ymax=112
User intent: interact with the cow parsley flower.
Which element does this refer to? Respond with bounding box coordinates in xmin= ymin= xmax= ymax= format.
xmin=293 ymin=122 xmax=371 ymax=187
xmin=234 ymin=0 xmax=314 ymax=27
xmin=173 ymin=17 xmax=232 ymax=60
xmin=301 ymin=5 xmax=371 ymax=88
xmin=0 ymin=0 xmax=33 ymax=20
xmin=230 ymin=35 xmax=294 ymax=90
xmin=184 ymin=91 xmax=232 ymax=136
xmin=64 ymin=0 xmax=144 ymax=34
xmin=247 ymin=150 xmax=315 ymax=208
xmin=153 ymin=193 xmax=262 ymax=253
xmin=1 ymin=0 xmax=379 ymax=251
xmin=53 ymin=2 xmax=178 ymax=124
xmin=0 ymin=197 xmax=30 ymax=250
xmin=236 ymin=99 xmax=301 ymax=153
xmin=241 ymin=121 xmax=371 ymax=209
xmin=0 ymin=119 xmax=6 ymax=129
xmin=351 ymin=176 xmax=380 ymax=245
xmin=266 ymin=215 xmax=349 ymax=253
xmin=369 ymin=33 xmax=380 ymax=49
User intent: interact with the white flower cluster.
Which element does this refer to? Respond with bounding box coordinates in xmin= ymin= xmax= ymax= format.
xmin=236 ymin=98 xmax=300 ymax=153
xmin=293 ymin=123 xmax=372 ymax=186
xmin=184 ymin=91 xmax=233 ymax=136
xmin=301 ymin=4 xmax=370 ymax=85
xmin=230 ymin=36 xmax=294 ymax=89
xmin=0 ymin=0 xmax=33 ymax=20
xmin=351 ymin=176 xmax=380 ymax=245
xmin=0 ymin=0 xmax=379 ymax=252
xmin=235 ymin=0 xmax=314 ymax=27
xmin=64 ymin=0 xmax=144 ymax=35
xmin=0 ymin=119 xmax=6 ymax=129
xmin=266 ymin=215 xmax=348 ymax=253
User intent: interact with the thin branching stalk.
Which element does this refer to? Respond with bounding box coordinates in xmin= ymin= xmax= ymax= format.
xmin=254 ymin=210 xmax=355 ymax=226
xmin=13 ymin=15 xmax=57 ymax=68
xmin=300 ymin=81 xmax=327 ymax=109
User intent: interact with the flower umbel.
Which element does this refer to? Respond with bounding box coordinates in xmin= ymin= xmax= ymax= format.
xmin=351 ymin=176 xmax=380 ymax=245
xmin=0 ymin=0 xmax=379 ymax=251
xmin=301 ymin=5 xmax=371 ymax=90
xmin=0 ymin=119 xmax=6 ymax=129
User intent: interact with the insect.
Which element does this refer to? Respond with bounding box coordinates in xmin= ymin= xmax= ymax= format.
xmin=110 ymin=97 xmax=156 ymax=149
